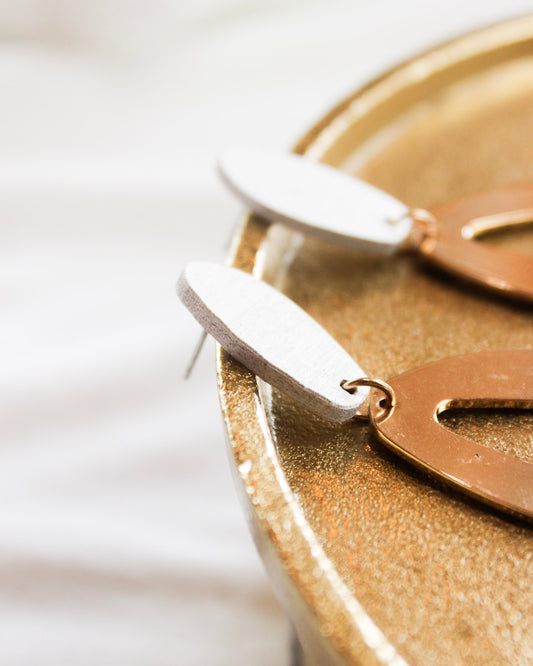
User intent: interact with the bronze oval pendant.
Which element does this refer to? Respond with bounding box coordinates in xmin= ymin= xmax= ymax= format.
xmin=370 ymin=349 xmax=533 ymax=520
xmin=420 ymin=184 xmax=533 ymax=301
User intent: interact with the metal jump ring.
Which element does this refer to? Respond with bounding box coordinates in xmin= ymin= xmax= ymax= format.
xmin=341 ymin=377 xmax=396 ymax=422
xmin=387 ymin=206 xmax=436 ymax=226
xmin=388 ymin=207 xmax=438 ymax=251
xmin=409 ymin=208 xmax=438 ymax=239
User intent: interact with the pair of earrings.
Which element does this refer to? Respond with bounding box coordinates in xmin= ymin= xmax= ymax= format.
xmin=179 ymin=148 xmax=533 ymax=521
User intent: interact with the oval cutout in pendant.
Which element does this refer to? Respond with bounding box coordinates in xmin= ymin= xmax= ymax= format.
xmin=370 ymin=349 xmax=533 ymax=520
xmin=422 ymin=184 xmax=533 ymax=301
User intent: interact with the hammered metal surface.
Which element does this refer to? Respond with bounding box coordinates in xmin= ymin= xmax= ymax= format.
xmin=219 ymin=19 xmax=533 ymax=666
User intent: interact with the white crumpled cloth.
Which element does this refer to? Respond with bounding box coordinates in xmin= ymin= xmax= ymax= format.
xmin=1 ymin=1 xmax=529 ymax=664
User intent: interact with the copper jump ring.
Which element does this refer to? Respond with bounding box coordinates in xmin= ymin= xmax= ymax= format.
xmin=389 ymin=207 xmax=438 ymax=251
xmin=409 ymin=208 xmax=438 ymax=240
xmin=341 ymin=377 xmax=396 ymax=422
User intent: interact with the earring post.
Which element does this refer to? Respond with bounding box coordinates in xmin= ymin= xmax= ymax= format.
xmin=184 ymin=330 xmax=208 ymax=379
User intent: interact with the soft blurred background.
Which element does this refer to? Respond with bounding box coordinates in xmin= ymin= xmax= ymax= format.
xmin=1 ymin=1 xmax=531 ymax=664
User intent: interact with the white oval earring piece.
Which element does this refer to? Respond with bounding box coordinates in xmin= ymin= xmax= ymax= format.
xmin=178 ymin=262 xmax=369 ymax=421
xmin=218 ymin=147 xmax=412 ymax=253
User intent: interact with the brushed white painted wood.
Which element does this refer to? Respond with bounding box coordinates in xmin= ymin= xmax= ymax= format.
xmin=218 ymin=147 xmax=412 ymax=253
xmin=178 ymin=262 xmax=369 ymax=422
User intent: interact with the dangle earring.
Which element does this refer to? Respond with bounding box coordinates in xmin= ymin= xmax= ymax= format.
xmin=178 ymin=262 xmax=533 ymax=521
xmin=218 ymin=147 xmax=533 ymax=302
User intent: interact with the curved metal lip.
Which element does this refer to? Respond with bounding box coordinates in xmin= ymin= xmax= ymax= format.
xmin=217 ymin=16 xmax=533 ymax=666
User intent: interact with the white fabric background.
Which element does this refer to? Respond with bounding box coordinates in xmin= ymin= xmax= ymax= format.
xmin=1 ymin=1 xmax=531 ymax=664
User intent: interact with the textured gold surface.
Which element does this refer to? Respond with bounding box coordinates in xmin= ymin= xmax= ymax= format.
xmin=218 ymin=17 xmax=533 ymax=666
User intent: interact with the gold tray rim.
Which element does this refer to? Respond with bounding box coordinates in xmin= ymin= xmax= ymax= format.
xmin=217 ymin=15 xmax=533 ymax=666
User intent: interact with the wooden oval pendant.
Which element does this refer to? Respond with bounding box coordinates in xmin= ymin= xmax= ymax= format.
xmin=370 ymin=349 xmax=533 ymax=520
xmin=421 ymin=183 xmax=533 ymax=301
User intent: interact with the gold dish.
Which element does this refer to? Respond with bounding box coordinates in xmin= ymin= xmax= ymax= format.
xmin=218 ymin=16 xmax=533 ymax=665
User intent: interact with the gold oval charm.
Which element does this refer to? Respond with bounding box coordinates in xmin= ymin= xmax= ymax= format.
xmin=370 ymin=349 xmax=533 ymax=520
xmin=419 ymin=184 xmax=533 ymax=301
